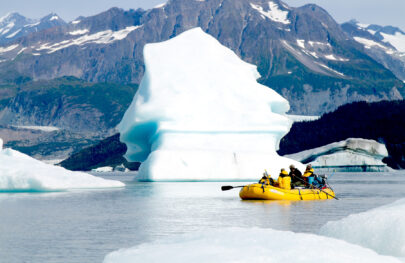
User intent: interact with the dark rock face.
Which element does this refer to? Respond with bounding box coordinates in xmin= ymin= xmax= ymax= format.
xmin=0 ymin=77 xmax=138 ymax=161
xmin=0 ymin=0 xmax=403 ymax=115
xmin=59 ymin=133 xmax=140 ymax=171
xmin=0 ymin=77 xmax=138 ymax=134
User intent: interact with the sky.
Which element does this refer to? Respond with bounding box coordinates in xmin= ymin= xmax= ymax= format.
xmin=1 ymin=0 xmax=404 ymax=30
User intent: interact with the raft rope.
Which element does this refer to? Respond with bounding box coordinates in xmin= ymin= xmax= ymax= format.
xmin=298 ymin=189 xmax=303 ymax=200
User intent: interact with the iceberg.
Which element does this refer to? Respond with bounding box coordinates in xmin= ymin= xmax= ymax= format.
xmin=118 ymin=28 xmax=303 ymax=181
xmin=320 ymin=198 xmax=405 ymax=258
xmin=103 ymin=228 xmax=401 ymax=263
xmin=0 ymin=138 xmax=124 ymax=192
xmin=285 ymin=138 xmax=389 ymax=172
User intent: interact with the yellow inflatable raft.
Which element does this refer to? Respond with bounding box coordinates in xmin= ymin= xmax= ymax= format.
xmin=239 ymin=183 xmax=336 ymax=201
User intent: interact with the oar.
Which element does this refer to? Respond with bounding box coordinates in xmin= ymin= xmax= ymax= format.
xmin=221 ymin=185 xmax=246 ymax=191
xmin=295 ymin=175 xmax=339 ymax=200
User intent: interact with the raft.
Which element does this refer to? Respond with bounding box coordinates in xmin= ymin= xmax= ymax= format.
xmin=239 ymin=183 xmax=335 ymax=201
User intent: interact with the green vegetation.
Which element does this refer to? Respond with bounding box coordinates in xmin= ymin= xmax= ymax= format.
xmin=278 ymin=100 xmax=405 ymax=169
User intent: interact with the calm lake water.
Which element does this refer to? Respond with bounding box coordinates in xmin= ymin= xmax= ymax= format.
xmin=1 ymin=172 xmax=405 ymax=263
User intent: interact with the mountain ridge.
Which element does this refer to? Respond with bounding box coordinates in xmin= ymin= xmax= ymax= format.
xmin=0 ymin=0 xmax=402 ymax=115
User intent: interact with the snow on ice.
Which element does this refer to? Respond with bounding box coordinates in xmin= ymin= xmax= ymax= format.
xmin=320 ymin=198 xmax=405 ymax=258
xmin=118 ymin=28 xmax=303 ymax=181
xmin=286 ymin=138 xmax=388 ymax=168
xmin=103 ymin=227 xmax=401 ymax=263
xmin=0 ymin=138 xmax=124 ymax=192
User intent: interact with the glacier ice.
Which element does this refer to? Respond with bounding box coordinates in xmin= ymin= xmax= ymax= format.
xmin=118 ymin=27 xmax=303 ymax=181
xmin=285 ymin=138 xmax=389 ymax=169
xmin=320 ymin=198 xmax=405 ymax=258
xmin=103 ymin=227 xmax=401 ymax=263
xmin=0 ymin=138 xmax=124 ymax=192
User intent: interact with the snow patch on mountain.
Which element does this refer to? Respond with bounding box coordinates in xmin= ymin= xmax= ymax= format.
xmin=324 ymin=54 xmax=349 ymax=62
xmin=0 ymin=44 xmax=18 ymax=53
xmin=381 ymin=32 xmax=405 ymax=53
xmin=154 ymin=3 xmax=166 ymax=8
xmin=38 ymin=25 xmax=141 ymax=54
xmin=6 ymin=29 xmax=21 ymax=38
xmin=296 ymin=39 xmax=305 ymax=48
xmin=354 ymin=36 xmax=390 ymax=50
xmin=250 ymin=1 xmax=290 ymax=25
xmin=68 ymin=29 xmax=89 ymax=35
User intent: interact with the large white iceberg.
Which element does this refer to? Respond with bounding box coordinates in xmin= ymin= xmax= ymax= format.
xmin=103 ymin=228 xmax=401 ymax=263
xmin=118 ymin=28 xmax=303 ymax=181
xmin=320 ymin=198 xmax=405 ymax=258
xmin=285 ymin=138 xmax=389 ymax=172
xmin=0 ymin=138 xmax=124 ymax=191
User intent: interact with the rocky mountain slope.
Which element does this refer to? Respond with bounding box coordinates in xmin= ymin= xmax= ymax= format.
xmin=0 ymin=77 xmax=137 ymax=160
xmin=0 ymin=0 xmax=403 ymax=115
xmin=342 ymin=20 xmax=405 ymax=81
xmin=0 ymin=12 xmax=66 ymax=45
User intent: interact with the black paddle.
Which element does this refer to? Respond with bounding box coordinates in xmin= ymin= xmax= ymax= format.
xmin=221 ymin=185 xmax=246 ymax=191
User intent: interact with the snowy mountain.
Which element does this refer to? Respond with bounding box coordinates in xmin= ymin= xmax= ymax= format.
xmin=0 ymin=12 xmax=66 ymax=45
xmin=342 ymin=20 xmax=405 ymax=81
xmin=0 ymin=0 xmax=402 ymax=115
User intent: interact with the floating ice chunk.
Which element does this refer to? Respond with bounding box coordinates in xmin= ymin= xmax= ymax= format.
xmin=286 ymin=138 xmax=388 ymax=168
xmin=118 ymin=28 xmax=303 ymax=181
xmin=320 ymin=198 xmax=405 ymax=258
xmin=103 ymin=228 xmax=401 ymax=263
xmin=0 ymin=138 xmax=124 ymax=192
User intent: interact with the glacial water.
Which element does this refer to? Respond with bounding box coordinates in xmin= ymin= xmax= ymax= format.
xmin=1 ymin=172 xmax=405 ymax=263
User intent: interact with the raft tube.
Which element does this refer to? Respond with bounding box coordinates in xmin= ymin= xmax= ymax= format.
xmin=239 ymin=183 xmax=335 ymax=201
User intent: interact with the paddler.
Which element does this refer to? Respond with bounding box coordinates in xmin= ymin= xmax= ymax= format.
xmin=303 ymin=164 xmax=315 ymax=186
xmin=289 ymin=164 xmax=305 ymax=188
xmin=277 ymin=168 xmax=291 ymax=190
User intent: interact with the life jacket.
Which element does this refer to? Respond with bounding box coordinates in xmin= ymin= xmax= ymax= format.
xmin=303 ymin=168 xmax=314 ymax=178
xmin=282 ymin=176 xmax=291 ymax=190
xmin=279 ymin=170 xmax=289 ymax=178
xmin=277 ymin=175 xmax=291 ymax=190
xmin=259 ymin=176 xmax=270 ymax=185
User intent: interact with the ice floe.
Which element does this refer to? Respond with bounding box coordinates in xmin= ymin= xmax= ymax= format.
xmin=0 ymin=138 xmax=124 ymax=192
xmin=285 ymin=138 xmax=389 ymax=171
xmin=320 ymin=198 xmax=405 ymax=258
xmin=103 ymin=228 xmax=401 ymax=263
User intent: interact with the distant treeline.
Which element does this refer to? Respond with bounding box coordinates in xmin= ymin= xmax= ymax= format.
xmin=278 ymin=100 xmax=405 ymax=169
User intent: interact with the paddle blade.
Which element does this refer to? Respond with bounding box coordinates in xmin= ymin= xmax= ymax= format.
xmin=221 ymin=186 xmax=234 ymax=191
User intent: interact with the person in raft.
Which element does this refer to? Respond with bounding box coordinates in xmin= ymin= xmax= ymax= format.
xmin=289 ymin=164 xmax=305 ymax=188
xmin=277 ymin=168 xmax=291 ymax=190
xmin=258 ymin=172 xmax=275 ymax=185
xmin=303 ymin=164 xmax=315 ymax=186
